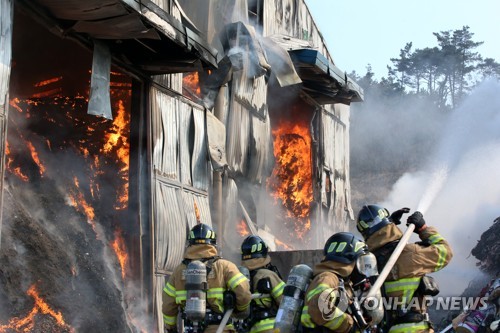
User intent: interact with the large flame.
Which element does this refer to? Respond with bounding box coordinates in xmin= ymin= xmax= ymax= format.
xmin=267 ymin=115 xmax=313 ymax=240
xmin=0 ymin=284 xmax=75 ymax=333
xmin=111 ymin=228 xmax=129 ymax=279
xmin=102 ymin=100 xmax=130 ymax=210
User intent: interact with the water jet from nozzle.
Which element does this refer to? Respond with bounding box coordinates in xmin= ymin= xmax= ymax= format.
xmin=416 ymin=164 xmax=449 ymax=214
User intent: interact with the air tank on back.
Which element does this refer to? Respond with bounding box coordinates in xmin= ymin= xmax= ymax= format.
xmin=273 ymin=264 xmax=313 ymax=333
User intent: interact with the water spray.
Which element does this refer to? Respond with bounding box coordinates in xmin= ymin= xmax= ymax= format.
xmin=416 ymin=164 xmax=449 ymax=214
xmin=365 ymin=164 xmax=450 ymax=302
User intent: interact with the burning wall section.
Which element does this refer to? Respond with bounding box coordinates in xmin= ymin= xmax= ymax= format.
xmin=0 ymin=7 xmax=150 ymax=332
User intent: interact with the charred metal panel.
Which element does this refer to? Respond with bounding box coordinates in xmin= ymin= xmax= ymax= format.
xmin=226 ymin=92 xmax=251 ymax=176
xmin=289 ymin=49 xmax=363 ymax=105
xmin=0 ymin=0 xmax=12 ymax=247
xmin=17 ymin=0 xmax=218 ymax=74
xmin=88 ymin=40 xmax=113 ymax=119
xmin=206 ymin=110 xmax=228 ymax=171
xmin=247 ymin=112 xmax=273 ymax=184
xmin=177 ymin=0 xmax=249 ymax=55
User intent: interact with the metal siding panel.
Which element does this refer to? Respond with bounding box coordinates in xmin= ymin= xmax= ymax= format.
xmin=226 ymin=96 xmax=250 ymax=175
xmin=155 ymin=182 xmax=186 ymax=271
xmin=162 ymin=95 xmax=179 ymax=179
xmin=0 ymin=0 xmax=12 ymax=245
xmin=247 ymin=111 xmax=272 ymax=183
xmin=223 ymin=179 xmax=240 ymax=247
xmin=192 ymin=108 xmax=209 ymax=191
xmin=181 ymin=190 xmax=212 ymax=228
xmin=322 ymin=112 xmax=335 ymax=170
xmin=179 ymin=103 xmax=192 ymax=186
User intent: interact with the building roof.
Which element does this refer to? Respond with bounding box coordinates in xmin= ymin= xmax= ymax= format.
xmin=16 ymin=0 xmax=219 ymax=74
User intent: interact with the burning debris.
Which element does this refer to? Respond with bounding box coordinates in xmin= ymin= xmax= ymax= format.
xmin=0 ymin=66 xmax=142 ymax=331
xmin=471 ymin=217 xmax=500 ymax=275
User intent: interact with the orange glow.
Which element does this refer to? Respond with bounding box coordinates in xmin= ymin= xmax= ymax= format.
xmin=237 ymin=220 xmax=250 ymax=237
xmin=111 ymin=229 xmax=129 ymax=279
xmin=275 ymin=238 xmax=293 ymax=251
xmin=68 ymin=176 xmax=97 ymax=234
xmin=267 ymin=114 xmax=313 ymax=240
xmin=34 ymin=76 xmax=62 ymax=87
xmin=183 ymin=72 xmax=202 ymax=97
xmin=103 ymin=100 xmax=130 ymax=210
xmin=26 ymin=141 xmax=46 ymax=176
xmin=5 ymin=142 xmax=29 ymax=182
xmin=194 ymin=202 xmax=201 ymax=223
xmin=0 ymin=284 xmax=74 ymax=333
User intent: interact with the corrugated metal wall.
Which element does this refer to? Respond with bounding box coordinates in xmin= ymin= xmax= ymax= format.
xmin=150 ymin=86 xmax=213 ymax=331
xmin=0 ymin=0 xmax=13 ymax=247
xmin=150 ymin=0 xmax=357 ymax=330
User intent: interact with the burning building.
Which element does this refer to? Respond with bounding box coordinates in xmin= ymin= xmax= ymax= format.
xmin=0 ymin=0 xmax=362 ymax=332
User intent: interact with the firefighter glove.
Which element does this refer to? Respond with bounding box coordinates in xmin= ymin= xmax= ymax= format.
xmin=223 ymin=290 xmax=236 ymax=310
xmin=256 ymin=277 xmax=272 ymax=294
xmin=406 ymin=211 xmax=426 ymax=233
xmin=389 ymin=207 xmax=410 ymax=225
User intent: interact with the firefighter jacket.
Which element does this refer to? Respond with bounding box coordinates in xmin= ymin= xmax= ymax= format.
xmin=162 ymin=244 xmax=252 ymax=333
xmin=366 ymin=223 xmax=453 ymax=333
xmin=241 ymin=256 xmax=286 ymax=333
xmin=300 ymin=260 xmax=356 ymax=333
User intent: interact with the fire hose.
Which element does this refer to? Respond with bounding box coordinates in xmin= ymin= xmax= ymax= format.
xmin=215 ymin=294 xmax=270 ymax=333
xmin=363 ymin=224 xmax=415 ymax=303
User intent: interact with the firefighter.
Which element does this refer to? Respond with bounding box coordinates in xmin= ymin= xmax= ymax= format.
xmin=239 ymin=235 xmax=286 ymax=333
xmin=162 ymin=223 xmax=252 ymax=333
xmin=300 ymin=232 xmax=370 ymax=333
xmin=356 ymin=204 xmax=454 ymax=333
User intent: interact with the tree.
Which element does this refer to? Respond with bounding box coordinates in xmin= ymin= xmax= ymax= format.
xmin=433 ymin=26 xmax=483 ymax=107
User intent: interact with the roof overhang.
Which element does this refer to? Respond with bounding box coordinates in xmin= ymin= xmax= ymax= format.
xmin=288 ymin=49 xmax=364 ymax=105
xmin=16 ymin=0 xmax=219 ymax=75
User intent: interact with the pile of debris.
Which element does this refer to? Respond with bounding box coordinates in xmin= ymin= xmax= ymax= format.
xmin=471 ymin=217 xmax=500 ymax=274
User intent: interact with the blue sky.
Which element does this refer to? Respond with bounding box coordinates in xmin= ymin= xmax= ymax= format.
xmin=305 ymin=0 xmax=500 ymax=79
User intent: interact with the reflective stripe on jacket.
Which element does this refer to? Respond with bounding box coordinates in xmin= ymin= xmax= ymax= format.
xmin=162 ymin=245 xmax=251 ymax=331
xmin=300 ymin=261 xmax=355 ymax=333
xmin=248 ymin=268 xmax=285 ymax=333
xmin=367 ymin=224 xmax=453 ymax=332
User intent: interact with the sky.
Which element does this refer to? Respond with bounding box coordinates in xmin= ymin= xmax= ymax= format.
xmin=305 ymin=0 xmax=500 ymax=78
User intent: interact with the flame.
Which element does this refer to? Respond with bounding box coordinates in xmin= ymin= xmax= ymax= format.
xmin=267 ymin=114 xmax=313 ymax=240
xmin=0 ymin=284 xmax=74 ymax=333
xmin=26 ymin=141 xmax=46 ymax=176
xmin=183 ymin=72 xmax=201 ymax=98
xmin=67 ymin=176 xmax=97 ymax=234
xmin=194 ymin=201 xmax=201 ymax=223
xmin=5 ymin=142 xmax=29 ymax=182
xmin=102 ymin=100 xmax=130 ymax=210
xmin=275 ymin=238 xmax=293 ymax=251
xmin=111 ymin=229 xmax=129 ymax=279
xmin=237 ymin=220 xmax=250 ymax=237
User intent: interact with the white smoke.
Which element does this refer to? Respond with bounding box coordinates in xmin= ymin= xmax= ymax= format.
xmin=381 ymin=79 xmax=500 ymax=296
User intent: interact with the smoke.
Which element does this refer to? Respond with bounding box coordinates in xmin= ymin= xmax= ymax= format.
xmin=380 ymin=79 xmax=500 ymax=295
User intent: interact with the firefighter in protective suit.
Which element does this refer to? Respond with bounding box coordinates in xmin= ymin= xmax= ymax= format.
xmin=301 ymin=232 xmax=370 ymax=333
xmin=162 ymin=223 xmax=252 ymax=333
xmin=240 ymin=235 xmax=286 ymax=333
xmin=356 ymin=205 xmax=454 ymax=333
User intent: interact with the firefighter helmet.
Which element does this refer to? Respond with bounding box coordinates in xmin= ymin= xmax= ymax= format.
xmin=187 ymin=223 xmax=217 ymax=246
xmin=241 ymin=235 xmax=269 ymax=260
xmin=357 ymin=204 xmax=391 ymax=239
xmin=323 ymin=232 xmax=368 ymax=264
